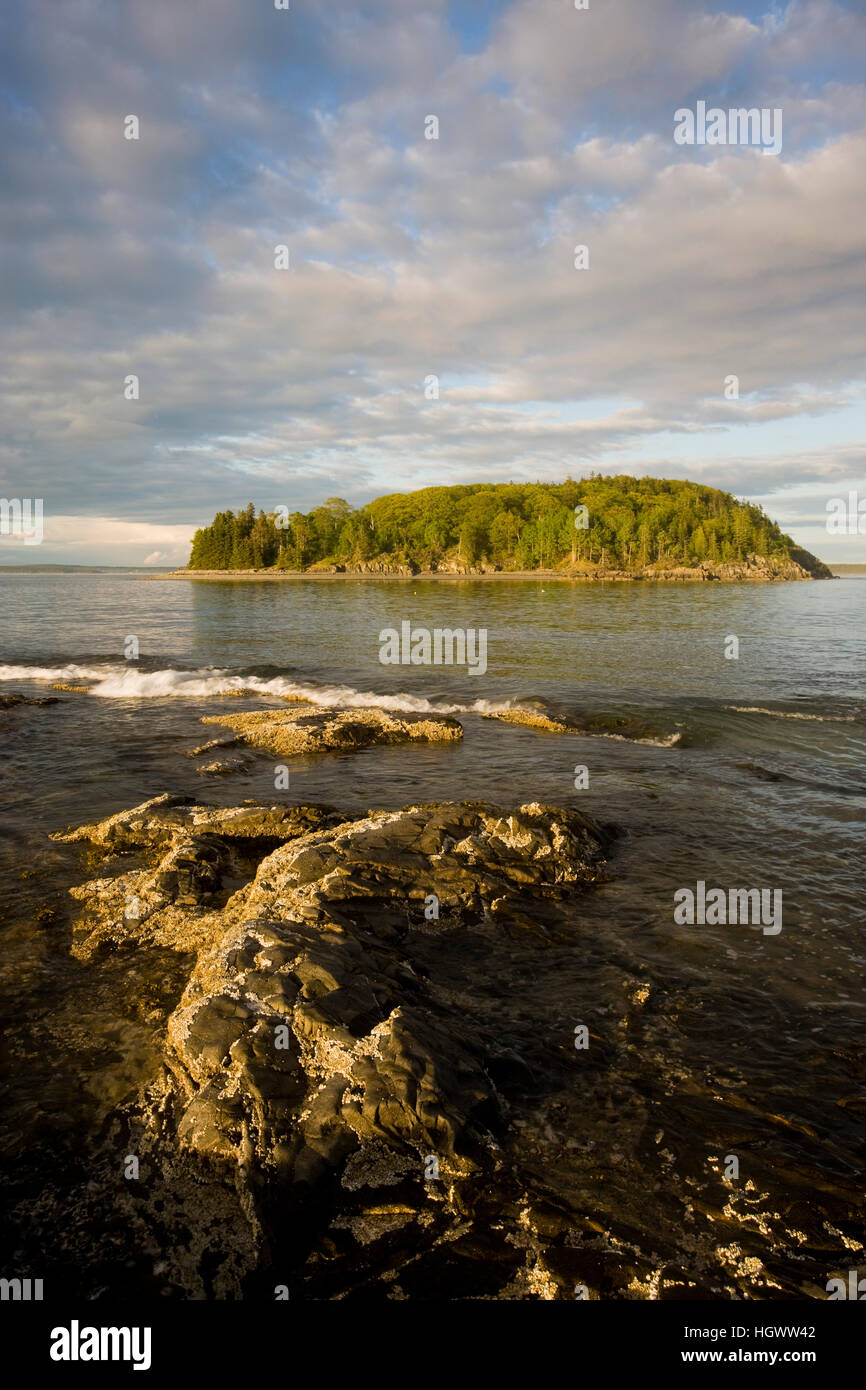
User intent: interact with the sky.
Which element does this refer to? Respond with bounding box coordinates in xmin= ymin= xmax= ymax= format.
xmin=0 ymin=0 xmax=864 ymax=565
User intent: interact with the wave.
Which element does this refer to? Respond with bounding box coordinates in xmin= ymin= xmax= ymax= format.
xmin=0 ymin=662 xmax=520 ymax=713
xmin=565 ymin=727 xmax=681 ymax=748
xmin=725 ymin=705 xmax=857 ymax=724
xmin=0 ymin=663 xmax=681 ymax=746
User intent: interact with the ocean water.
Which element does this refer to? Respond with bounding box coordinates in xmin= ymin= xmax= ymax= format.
xmin=0 ymin=571 xmax=864 ymax=1298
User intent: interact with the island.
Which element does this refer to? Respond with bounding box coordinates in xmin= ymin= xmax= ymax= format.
xmin=163 ymin=477 xmax=832 ymax=581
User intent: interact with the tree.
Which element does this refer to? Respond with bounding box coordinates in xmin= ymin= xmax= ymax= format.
xmin=183 ymin=480 xmax=808 ymax=575
xmin=338 ymin=511 xmax=376 ymax=562
xmin=459 ymin=518 xmax=486 ymax=566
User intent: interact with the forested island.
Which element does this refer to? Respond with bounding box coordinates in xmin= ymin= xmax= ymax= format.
xmin=183 ymin=477 xmax=831 ymax=579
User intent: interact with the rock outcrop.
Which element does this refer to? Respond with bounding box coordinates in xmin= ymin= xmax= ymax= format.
xmin=52 ymin=792 xmax=855 ymax=1300
xmin=51 ymin=794 xmax=342 ymax=956
xmin=639 ymin=554 xmax=831 ymax=582
xmin=199 ymin=706 xmax=463 ymax=757
xmin=55 ymin=795 xmax=613 ymax=1295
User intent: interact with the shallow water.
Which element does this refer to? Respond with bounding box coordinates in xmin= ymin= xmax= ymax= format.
xmin=0 ymin=572 xmax=863 ymax=1298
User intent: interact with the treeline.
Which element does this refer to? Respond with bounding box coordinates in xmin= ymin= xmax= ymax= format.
xmin=187 ymin=477 xmax=798 ymax=571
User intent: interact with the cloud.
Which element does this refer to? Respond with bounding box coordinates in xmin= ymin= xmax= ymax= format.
xmin=0 ymin=516 xmax=194 ymax=567
xmin=0 ymin=0 xmax=862 ymax=561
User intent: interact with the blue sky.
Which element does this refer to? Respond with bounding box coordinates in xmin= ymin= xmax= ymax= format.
xmin=0 ymin=0 xmax=863 ymax=564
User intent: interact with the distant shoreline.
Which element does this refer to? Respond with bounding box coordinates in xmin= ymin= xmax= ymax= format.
xmin=0 ymin=565 xmax=175 ymax=574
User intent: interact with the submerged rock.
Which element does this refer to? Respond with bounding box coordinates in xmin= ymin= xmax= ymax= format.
xmin=484 ymin=709 xmax=570 ymax=733
xmin=187 ymin=736 xmax=243 ymax=757
xmin=200 ymin=705 xmax=463 ymax=757
xmin=0 ymin=692 xmax=61 ymax=708
xmin=483 ymin=705 xmax=680 ymax=746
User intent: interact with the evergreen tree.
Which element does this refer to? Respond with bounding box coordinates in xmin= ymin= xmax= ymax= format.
xmin=184 ymin=478 xmax=810 ymax=574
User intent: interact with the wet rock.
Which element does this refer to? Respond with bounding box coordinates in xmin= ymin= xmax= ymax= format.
xmin=51 ymin=793 xmax=338 ymax=853
xmin=52 ymin=796 xmax=342 ymax=957
xmin=199 ymin=706 xmax=463 ymax=757
xmin=187 ymin=736 xmax=243 ymax=757
xmin=61 ymin=796 xmax=613 ymax=1294
xmin=484 ymin=705 xmax=680 ymax=747
xmin=483 ymin=709 xmax=569 ymax=733
xmin=0 ymin=692 xmax=61 ymax=708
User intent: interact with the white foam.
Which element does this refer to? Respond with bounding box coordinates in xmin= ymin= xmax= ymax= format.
xmin=0 ymin=663 xmax=681 ymax=744
xmin=0 ymin=663 xmax=516 ymax=713
xmin=725 ymin=705 xmax=856 ymax=723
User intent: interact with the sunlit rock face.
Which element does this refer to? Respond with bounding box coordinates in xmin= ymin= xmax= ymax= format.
xmin=56 ymin=795 xmax=614 ymax=1296
xmin=199 ymin=706 xmax=464 ymax=757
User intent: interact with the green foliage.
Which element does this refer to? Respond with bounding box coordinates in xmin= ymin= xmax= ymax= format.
xmin=187 ymin=477 xmax=799 ymax=572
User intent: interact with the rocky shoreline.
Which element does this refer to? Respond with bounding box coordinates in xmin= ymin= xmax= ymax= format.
xmin=47 ymin=776 xmax=860 ymax=1301
xmin=51 ymin=792 xmax=621 ymax=1298
xmin=154 ymin=552 xmax=832 ymax=582
xmin=19 ymin=681 xmax=859 ymax=1301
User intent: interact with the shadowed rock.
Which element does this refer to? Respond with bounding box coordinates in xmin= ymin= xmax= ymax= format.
xmin=0 ymin=692 xmax=61 ymax=708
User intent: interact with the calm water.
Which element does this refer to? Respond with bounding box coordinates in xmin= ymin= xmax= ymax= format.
xmin=1 ymin=572 xmax=864 ymax=1297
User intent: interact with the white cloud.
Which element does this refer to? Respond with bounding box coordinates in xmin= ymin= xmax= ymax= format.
xmin=6 ymin=516 xmax=197 ymax=567
xmin=0 ymin=0 xmax=862 ymax=560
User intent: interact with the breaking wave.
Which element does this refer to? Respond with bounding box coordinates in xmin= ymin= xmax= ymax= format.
xmin=0 ymin=663 xmax=681 ymax=745
xmin=0 ymin=662 xmax=514 ymax=711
